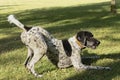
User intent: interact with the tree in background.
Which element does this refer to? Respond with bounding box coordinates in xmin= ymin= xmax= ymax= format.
xmin=111 ymin=0 xmax=117 ymax=14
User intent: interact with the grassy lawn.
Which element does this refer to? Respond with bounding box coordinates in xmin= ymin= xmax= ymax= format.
xmin=0 ymin=0 xmax=120 ymax=80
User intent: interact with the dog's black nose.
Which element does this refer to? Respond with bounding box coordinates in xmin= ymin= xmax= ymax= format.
xmin=97 ymin=41 xmax=100 ymax=45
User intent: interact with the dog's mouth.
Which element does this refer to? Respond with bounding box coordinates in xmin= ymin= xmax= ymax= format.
xmin=87 ymin=41 xmax=100 ymax=49
xmin=87 ymin=45 xmax=96 ymax=49
xmin=91 ymin=46 xmax=97 ymax=49
xmin=91 ymin=41 xmax=100 ymax=49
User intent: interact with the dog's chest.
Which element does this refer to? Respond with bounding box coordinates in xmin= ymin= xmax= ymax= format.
xmin=45 ymin=38 xmax=72 ymax=66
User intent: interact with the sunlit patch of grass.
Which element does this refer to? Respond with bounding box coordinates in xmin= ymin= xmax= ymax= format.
xmin=0 ymin=0 xmax=110 ymax=14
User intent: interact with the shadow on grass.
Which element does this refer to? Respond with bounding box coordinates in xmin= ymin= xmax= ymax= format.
xmin=0 ymin=35 xmax=24 ymax=54
xmin=0 ymin=1 xmax=119 ymax=39
xmin=66 ymin=51 xmax=120 ymax=80
xmin=15 ymin=2 xmax=120 ymax=34
xmin=0 ymin=1 xmax=119 ymax=52
xmin=0 ymin=1 xmax=120 ymax=41
xmin=1 ymin=1 xmax=120 ymax=30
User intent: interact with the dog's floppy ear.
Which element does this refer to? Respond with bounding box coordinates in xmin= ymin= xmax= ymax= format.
xmin=76 ymin=31 xmax=93 ymax=45
xmin=76 ymin=31 xmax=85 ymax=43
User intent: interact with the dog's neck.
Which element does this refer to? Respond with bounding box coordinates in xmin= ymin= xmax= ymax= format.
xmin=68 ymin=36 xmax=85 ymax=49
xmin=75 ymin=38 xmax=86 ymax=49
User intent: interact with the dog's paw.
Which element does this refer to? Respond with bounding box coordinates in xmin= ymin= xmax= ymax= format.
xmin=36 ymin=74 xmax=43 ymax=78
xmin=34 ymin=73 xmax=43 ymax=78
xmin=105 ymin=67 xmax=111 ymax=70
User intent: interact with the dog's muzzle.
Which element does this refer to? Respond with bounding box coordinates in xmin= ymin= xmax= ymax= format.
xmin=92 ymin=40 xmax=100 ymax=49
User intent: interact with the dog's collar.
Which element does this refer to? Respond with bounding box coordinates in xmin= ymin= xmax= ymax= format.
xmin=75 ymin=38 xmax=85 ymax=49
xmin=68 ymin=36 xmax=85 ymax=49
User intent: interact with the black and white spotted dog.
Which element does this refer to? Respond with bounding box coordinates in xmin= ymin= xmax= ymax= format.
xmin=8 ymin=15 xmax=110 ymax=77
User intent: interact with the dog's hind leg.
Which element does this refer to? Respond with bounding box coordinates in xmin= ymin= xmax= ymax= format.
xmin=23 ymin=32 xmax=47 ymax=77
xmin=24 ymin=47 xmax=33 ymax=68
xmin=27 ymin=35 xmax=47 ymax=77
xmin=27 ymin=48 xmax=46 ymax=77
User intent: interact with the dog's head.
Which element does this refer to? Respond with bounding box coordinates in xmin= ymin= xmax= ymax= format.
xmin=76 ymin=31 xmax=100 ymax=49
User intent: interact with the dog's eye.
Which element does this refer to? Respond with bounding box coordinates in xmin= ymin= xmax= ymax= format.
xmin=78 ymin=37 xmax=81 ymax=41
xmin=87 ymin=37 xmax=93 ymax=41
xmin=90 ymin=37 xmax=93 ymax=39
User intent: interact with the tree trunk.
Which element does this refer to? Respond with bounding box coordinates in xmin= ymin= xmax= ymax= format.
xmin=111 ymin=0 xmax=117 ymax=14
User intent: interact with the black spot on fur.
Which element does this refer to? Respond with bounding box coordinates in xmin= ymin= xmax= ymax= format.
xmin=62 ymin=39 xmax=72 ymax=57
xmin=24 ymin=25 xmax=32 ymax=31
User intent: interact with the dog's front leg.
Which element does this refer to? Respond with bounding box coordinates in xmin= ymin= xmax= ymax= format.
xmin=70 ymin=51 xmax=110 ymax=71
xmin=77 ymin=64 xmax=111 ymax=70
xmin=70 ymin=51 xmax=83 ymax=69
xmin=81 ymin=55 xmax=100 ymax=59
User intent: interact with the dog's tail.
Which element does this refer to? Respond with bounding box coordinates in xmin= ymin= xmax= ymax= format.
xmin=8 ymin=15 xmax=30 ymax=31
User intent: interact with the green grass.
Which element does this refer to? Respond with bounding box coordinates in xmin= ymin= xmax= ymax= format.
xmin=0 ymin=0 xmax=120 ymax=80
